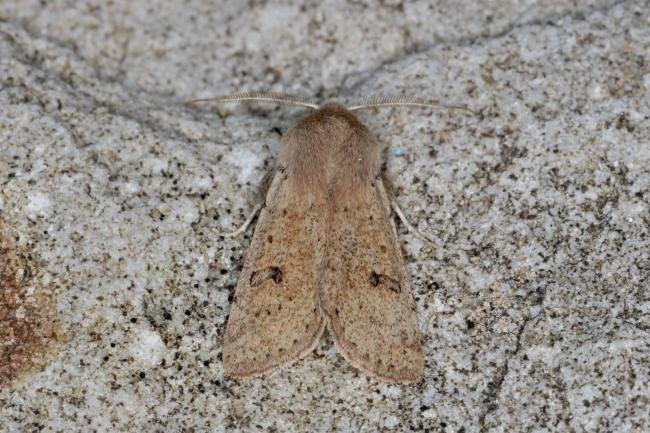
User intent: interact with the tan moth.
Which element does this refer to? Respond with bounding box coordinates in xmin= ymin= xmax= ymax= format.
xmin=193 ymin=92 xmax=471 ymax=383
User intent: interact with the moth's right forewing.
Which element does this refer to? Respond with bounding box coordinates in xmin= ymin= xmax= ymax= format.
xmin=322 ymin=178 xmax=424 ymax=383
xmin=223 ymin=172 xmax=326 ymax=379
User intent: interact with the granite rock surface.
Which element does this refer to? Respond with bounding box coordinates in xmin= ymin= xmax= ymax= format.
xmin=0 ymin=0 xmax=648 ymax=432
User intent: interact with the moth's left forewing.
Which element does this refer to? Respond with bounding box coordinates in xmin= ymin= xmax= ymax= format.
xmin=223 ymin=162 xmax=326 ymax=379
xmin=321 ymin=168 xmax=424 ymax=383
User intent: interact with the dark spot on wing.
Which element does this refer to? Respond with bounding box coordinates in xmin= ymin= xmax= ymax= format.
xmin=369 ymin=271 xmax=380 ymax=286
xmin=249 ymin=266 xmax=283 ymax=286
xmin=368 ymin=271 xmax=401 ymax=294
xmin=270 ymin=266 xmax=282 ymax=284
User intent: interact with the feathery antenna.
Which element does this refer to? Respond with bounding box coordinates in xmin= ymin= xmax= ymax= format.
xmin=188 ymin=90 xmax=319 ymax=110
xmin=347 ymin=96 xmax=474 ymax=114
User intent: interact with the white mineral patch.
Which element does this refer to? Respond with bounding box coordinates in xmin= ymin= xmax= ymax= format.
xmin=222 ymin=147 xmax=263 ymax=184
xmin=129 ymin=328 xmax=166 ymax=368
xmin=26 ymin=192 xmax=52 ymax=219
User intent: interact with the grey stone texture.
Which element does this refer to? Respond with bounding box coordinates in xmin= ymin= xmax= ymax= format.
xmin=0 ymin=0 xmax=648 ymax=432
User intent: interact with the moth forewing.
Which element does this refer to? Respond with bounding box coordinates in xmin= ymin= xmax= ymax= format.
xmin=222 ymin=167 xmax=326 ymax=378
xmin=320 ymin=150 xmax=423 ymax=383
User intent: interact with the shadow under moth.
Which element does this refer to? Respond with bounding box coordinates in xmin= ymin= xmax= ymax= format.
xmin=192 ymin=91 xmax=471 ymax=383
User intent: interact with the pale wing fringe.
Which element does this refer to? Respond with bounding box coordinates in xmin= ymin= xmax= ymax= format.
xmin=188 ymin=90 xmax=319 ymax=110
xmin=347 ymin=96 xmax=474 ymax=113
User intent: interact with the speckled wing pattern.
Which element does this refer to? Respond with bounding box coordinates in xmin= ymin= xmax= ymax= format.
xmin=224 ymin=104 xmax=423 ymax=382
xmin=223 ymin=171 xmax=326 ymax=378
xmin=321 ymin=179 xmax=424 ymax=382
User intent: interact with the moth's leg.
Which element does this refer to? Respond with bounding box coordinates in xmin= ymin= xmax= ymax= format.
xmin=390 ymin=200 xmax=433 ymax=243
xmin=216 ymin=203 xmax=263 ymax=237
xmin=256 ymin=168 xmax=275 ymax=202
xmin=216 ymin=168 xmax=275 ymax=237
xmin=380 ymin=171 xmax=433 ymax=243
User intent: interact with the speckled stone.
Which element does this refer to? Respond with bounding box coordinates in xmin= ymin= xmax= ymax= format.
xmin=0 ymin=0 xmax=648 ymax=432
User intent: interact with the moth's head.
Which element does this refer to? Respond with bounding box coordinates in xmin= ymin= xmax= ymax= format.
xmin=285 ymin=102 xmax=372 ymax=147
xmin=294 ymin=102 xmax=365 ymax=131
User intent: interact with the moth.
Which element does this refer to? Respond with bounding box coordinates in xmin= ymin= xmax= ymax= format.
xmin=192 ymin=92 xmax=470 ymax=382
